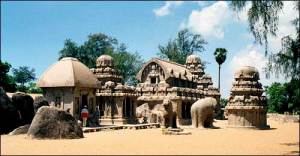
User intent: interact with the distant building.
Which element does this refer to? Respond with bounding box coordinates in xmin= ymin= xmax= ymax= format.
xmin=37 ymin=57 xmax=98 ymax=120
xmin=37 ymin=54 xmax=219 ymax=126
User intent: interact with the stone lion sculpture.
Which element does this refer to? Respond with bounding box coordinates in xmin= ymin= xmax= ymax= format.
xmin=191 ymin=97 xmax=217 ymax=128
xmin=152 ymin=97 xmax=177 ymax=128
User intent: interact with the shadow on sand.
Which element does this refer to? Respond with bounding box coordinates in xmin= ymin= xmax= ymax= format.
xmin=281 ymin=142 xmax=299 ymax=155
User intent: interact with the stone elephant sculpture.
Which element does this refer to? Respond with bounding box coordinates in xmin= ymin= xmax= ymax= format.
xmin=191 ymin=97 xmax=217 ymax=128
xmin=152 ymin=97 xmax=177 ymax=128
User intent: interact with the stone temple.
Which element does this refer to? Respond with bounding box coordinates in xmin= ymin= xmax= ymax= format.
xmin=37 ymin=54 xmax=220 ymax=126
xmin=91 ymin=55 xmax=137 ymax=125
xmin=225 ymin=66 xmax=269 ymax=129
xmin=135 ymin=55 xmax=220 ymax=126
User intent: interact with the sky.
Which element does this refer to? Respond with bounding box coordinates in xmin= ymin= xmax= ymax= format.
xmin=1 ymin=1 xmax=298 ymax=98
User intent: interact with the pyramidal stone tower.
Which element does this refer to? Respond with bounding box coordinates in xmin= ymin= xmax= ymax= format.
xmin=225 ymin=66 xmax=269 ymax=129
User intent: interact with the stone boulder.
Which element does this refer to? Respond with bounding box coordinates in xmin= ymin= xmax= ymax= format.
xmin=12 ymin=92 xmax=35 ymax=125
xmin=33 ymin=96 xmax=49 ymax=113
xmin=27 ymin=106 xmax=83 ymax=139
xmin=0 ymin=87 xmax=21 ymax=134
xmin=9 ymin=124 xmax=30 ymax=135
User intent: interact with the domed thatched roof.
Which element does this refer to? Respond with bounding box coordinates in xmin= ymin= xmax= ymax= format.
xmin=37 ymin=57 xmax=98 ymax=88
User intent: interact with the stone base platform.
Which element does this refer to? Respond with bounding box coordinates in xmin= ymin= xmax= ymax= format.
xmin=162 ymin=128 xmax=192 ymax=135
xmin=82 ymin=123 xmax=160 ymax=133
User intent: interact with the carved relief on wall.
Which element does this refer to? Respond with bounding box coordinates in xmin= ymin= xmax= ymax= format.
xmin=141 ymin=62 xmax=165 ymax=84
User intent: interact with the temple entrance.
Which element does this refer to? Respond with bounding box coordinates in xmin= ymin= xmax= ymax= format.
xmin=81 ymin=94 xmax=88 ymax=110
xmin=97 ymin=96 xmax=105 ymax=117
xmin=123 ymin=97 xmax=132 ymax=118
xmin=181 ymin=102 xmax=192 ymax=120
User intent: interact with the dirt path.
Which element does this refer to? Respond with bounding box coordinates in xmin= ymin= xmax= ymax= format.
xmin=1 ymin=119 xmax=299 ymax=155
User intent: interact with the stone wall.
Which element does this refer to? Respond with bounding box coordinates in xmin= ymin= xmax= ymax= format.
xmin=267 ymin=113 xmax=299 ymax=123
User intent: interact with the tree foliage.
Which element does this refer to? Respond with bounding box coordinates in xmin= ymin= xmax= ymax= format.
xmin=12 ymin=66 xmax=36 ymax=86
xmin=157 ymin=29 xmax=207 ymax=65
xmin=220 ymin=98 xmax=228 ymax=108
xmin=231 ymin=1 xmax=300 ymax=86
xmin=0 ymin=61 xmax=17 ymax=92
xmin=266 ymin=82 xmax=287 ymax=113
xmin=264 ymin=17 xmax=300 ymax=81
xmin=59 ymin=39 xmax=80 ymax=60
xmin=266 ymin=80 xmax=300 ymax=114
xmin=58 ymin=33 xmax=143 ymax=84
xmin=214 ymin=48 xmax=227 ymax=65
xmin=27 ymin=82 xmax=43 ymax=93
xmin=230 ymin=1 xmax=284 ymax=54
xmin=214 ymin=48 xmax=227 ymax=91
xmin=106 ymin=44 xmax=143 ymax=85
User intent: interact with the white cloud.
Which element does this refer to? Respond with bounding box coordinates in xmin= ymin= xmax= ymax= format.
xmin=184 ymin=1 xmax=230 ymax=39
xmin=233 ymin=2 xmax=251 ymax=23
xmin=228 ymin=44 xmax=286 ymax=89
xmin=153 ymin=1 xmax=184 ymax=17
xmin=230 ymin=45 xmax=267 ymax=74
xmin=269 ymin=1 xmax=298 ymax=52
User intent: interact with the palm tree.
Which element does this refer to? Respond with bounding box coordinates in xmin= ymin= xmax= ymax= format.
xmin=214 ymin=48 xmax=227 ymax=92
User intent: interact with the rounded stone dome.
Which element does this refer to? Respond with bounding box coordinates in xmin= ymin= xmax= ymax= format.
xmin=186 ymin=54 xmax=201 ymax=64
xmin=37 ymin=57 xmax=98 ymax=88
xmin=96 ymin=55 xmax=114 ymax=67
xmin=234 ymin=66 xmax=259 ymax=80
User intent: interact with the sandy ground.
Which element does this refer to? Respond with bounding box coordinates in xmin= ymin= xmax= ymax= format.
xmin=1 ymin=119 xmax=299 ymax=155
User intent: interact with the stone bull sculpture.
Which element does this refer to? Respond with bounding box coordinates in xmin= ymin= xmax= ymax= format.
xmin=191 ymin=97 xmax=217 ymax=128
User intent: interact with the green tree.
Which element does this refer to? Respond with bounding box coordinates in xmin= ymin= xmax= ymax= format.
xmin=266 ymin=82 xmax=287 ymax=113
xmin=58 ymin=39 xmax=80 ymax=60
xmin=214 ymin=48 xmax=227 ymax=91
xmin=0 ymin=61 xmax=16 ymax=92
xmin=58 ymin=33 xmax=143 ymax=84
xmin=27 ymin=82 xmax=43 ymax=93
xmin=79 ymin=33 xmax=118 ymax=68
xmin=106 ymin=44 xmax=144 ymax=85
xmin=220 ymin=98 xmax=228 ymax=108
xmin=12 ymin=66 xmax=36 ymax=92
xmin=284 ymin=79 xmax=300 ymax=113
xmin=158 ymin=29 xmax=207 ymax=65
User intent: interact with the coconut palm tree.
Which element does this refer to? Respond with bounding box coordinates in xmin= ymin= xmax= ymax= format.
xmin=214 ymin=48 xmax=227 ymax=92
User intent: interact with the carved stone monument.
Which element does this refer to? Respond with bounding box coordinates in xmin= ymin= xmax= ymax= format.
xmin=225 ymin=66 xmax=269 ymax=129
xmin=135 ymin=55 xmax=220 ymax=127
xmin=91 ymin=55 xmax=138 ymax=125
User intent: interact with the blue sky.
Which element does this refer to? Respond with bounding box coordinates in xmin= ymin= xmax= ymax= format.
xmin=1 ymin=1 xmax=297 ymax=97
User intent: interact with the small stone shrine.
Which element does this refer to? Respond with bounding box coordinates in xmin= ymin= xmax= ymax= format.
xmin=225 ymin=66 xmax=269 ymax=129
xmin=91 ymin=55 xmax=138 ymax=125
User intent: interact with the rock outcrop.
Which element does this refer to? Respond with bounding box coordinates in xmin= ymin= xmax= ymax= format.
xmin=0 ymin=87 xmax=21 ymax=134
xmin=12 ymin=92 xmax=35 ymax=125
xmin=9 ymin=124 xmax=30 ymax=135
xmin=27 ymin=106 xmax=83 ymax=139
xmin=33 ymin=96 xmax=49 ymax=113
